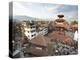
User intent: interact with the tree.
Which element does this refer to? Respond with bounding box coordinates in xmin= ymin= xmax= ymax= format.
xmin=13 ymin=22 xmax=26 ymax=57
xmin=71 ymin=20 xmax=78 ymax=25
xmin=15 ymin=22 xmax=25 ymax=36
xmin=70 ymin=20 xmax=78 ymax=32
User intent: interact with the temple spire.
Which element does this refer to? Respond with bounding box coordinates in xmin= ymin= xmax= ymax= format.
xmin=58 ymin=14 xmax=64 ymax=18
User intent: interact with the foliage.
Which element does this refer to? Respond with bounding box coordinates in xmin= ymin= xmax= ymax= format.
xmin=71 ymin=20 xmax=78 ymax=25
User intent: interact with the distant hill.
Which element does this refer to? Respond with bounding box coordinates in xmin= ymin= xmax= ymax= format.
xmin=13 ymin=15 xmax=36 ymax=22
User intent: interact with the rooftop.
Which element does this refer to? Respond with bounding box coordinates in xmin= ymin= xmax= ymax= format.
xmin=29 ymin=35 xmax=50 ymax=47
xmin=48 ymin=31 xmax=74 ymax=46
xmin=58 ymin=15 xmax=64 ymax=18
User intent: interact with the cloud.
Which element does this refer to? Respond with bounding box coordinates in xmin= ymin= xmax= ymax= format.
xmin=46 ymin=4 xmax=64 ymax=13
xmin=13 ymin=2 xmax=78 ymax=20
xmin=13 ymin=2 xmax=28 ymax=16
xmin=47 ymin=7 xmax=55 ymax=13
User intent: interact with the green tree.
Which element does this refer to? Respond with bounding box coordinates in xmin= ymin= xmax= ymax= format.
xmin=71 ymin=20 xmax=78 ymax=25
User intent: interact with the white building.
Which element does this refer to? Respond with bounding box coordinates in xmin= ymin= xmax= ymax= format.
xmin=37 ymin=27 xmax=48 ymax=36
xmin=21 ymin=21 xmax=36 ymax=40
xmin=24 ymin=24 xmax=37 ymax=40
xmin=22 ymin=21 xmax=48 ymax=40
xmin=73 ymin=30 xmax=78 ymax=41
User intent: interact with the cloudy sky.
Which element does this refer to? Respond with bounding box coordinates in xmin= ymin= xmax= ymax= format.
xmin=13 ymin=2 xmax=78 ymax=20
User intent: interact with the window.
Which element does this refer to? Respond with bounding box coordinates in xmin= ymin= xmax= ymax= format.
xmin=31 ymin=30 xmax=35 ymax=33
xmin=30 ymin=25 xmax=35 ymax=28
xmin=31 ymin=35 xmax=33 ymax=37
xmin=31 ymin=34 xmax=36 ymax=37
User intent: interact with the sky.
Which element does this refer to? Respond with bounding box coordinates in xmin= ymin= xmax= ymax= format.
xmin=13 ymin=2 xmax=78 ymax=20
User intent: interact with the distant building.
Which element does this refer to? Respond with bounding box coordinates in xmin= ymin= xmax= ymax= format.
xmin=22 ymin=21 xmax=48 ymax=40
xmin=21 ymin=21 xmax=27 ymax=27
xmin=22 ymin=21 xmax=37 ymax=40
xmin=37 ymin=27 xmax=48 ymax=36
